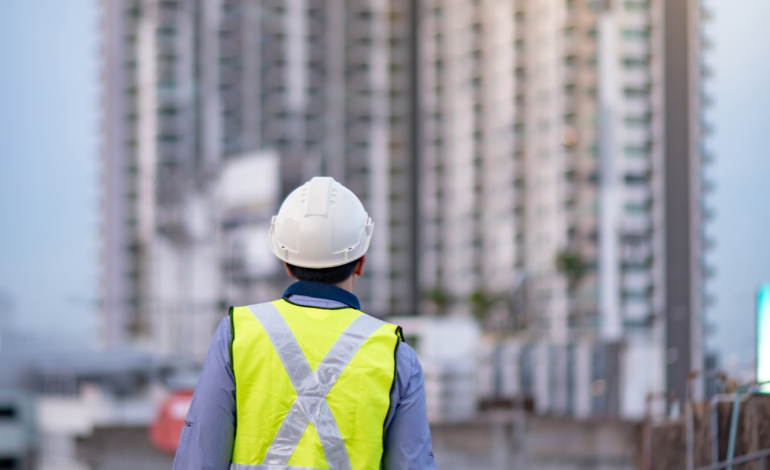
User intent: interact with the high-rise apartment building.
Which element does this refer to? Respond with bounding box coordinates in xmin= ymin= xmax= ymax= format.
xmin=418 ymin=0 xmax=710 ymax=418
xmin=100 ymin=0 xmax=710 ymax=417
xmin=100 ymin=0 xmax=421 ymax=358
xmin=217 ymin=0 xmax=421 ymax=316
xmin=101 ymin=0 xmax=228 ymax=358
xmin=419 ymin=0 xmax=518 ymax=318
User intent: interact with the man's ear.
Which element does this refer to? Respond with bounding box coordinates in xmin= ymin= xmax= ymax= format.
xmin=354 ymin=254 xmax=366 ymax=276
xmin=283 ymin=262 xmax=294 ymax=279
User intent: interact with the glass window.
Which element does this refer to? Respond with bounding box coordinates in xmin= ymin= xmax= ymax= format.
xmin=623 ymin=29 xmax=648 ymax=41
xmin=624 ymin=1 xmax=649 ymax=11
xmin=624 ymin=145 xmax=648 ymax=157
xmin=623 ymin=291 xmax=649 ymax=303
xmin=624 ymin=115 xmax=648 ymax=127
xmin=624 ymin=202 xmax=649 ymax=214
xmin=623 ymin=57 xmax=648 ymax=69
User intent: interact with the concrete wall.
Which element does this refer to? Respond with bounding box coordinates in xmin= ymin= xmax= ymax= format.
xmin=430 ymin=413 xmax=638 ymax=470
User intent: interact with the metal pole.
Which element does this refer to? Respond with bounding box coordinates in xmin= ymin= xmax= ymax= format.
xmin=711 ymin=395 xmax=719 ymax=465
xmin=644 ymin=393 xmax=653 ymax=470
xmin=726 ymin=390 xmax=742 ymax=470
xmin=687 ymin=372 xmax=696 ymax=470
xmin=695 ymin=447 xmax=770 ymax=470
xmin=687 ymin=395 xmax=695 ymax=470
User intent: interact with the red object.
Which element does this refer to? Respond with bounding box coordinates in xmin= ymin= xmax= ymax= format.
xmin=150 ymin=390 xmax=194 ymax=455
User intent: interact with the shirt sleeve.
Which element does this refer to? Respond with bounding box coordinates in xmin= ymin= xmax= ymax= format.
xmin=173 ymin=316 xmax=236 ymax=470
xmin=383 ymin=342 xmax=436 ymax=470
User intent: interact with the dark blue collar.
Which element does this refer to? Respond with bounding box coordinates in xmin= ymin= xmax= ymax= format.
xmin=283 ymin=281 xmax=361 ymax=310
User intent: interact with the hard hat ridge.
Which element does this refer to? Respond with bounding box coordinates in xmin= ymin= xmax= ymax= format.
xmin=269 ymin=177 xmax=374 ymax=269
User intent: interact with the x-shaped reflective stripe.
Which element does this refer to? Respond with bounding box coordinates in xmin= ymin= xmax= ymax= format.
xmin=249 ymin=303 xmax=385 ymax=470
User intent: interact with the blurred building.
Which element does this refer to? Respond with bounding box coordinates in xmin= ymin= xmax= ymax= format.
xmin=101 ymin=0 xmax=226 ymax=358
xmin=0 ymin=391 xmax=34 ymax=470
xmin=99 ymin=0 xmax=712 ymax=419
xmin=418 ymin=0 xmax=712 ymax=419
xmin=219 ymin=151 xmax=282 ymax=306
xmin=216 ymin=0 xmax=422 ymax=316
xmin=100 ymin=0 xmax=422 ymax=358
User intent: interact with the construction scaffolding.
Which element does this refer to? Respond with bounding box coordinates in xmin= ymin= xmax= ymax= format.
xmin=643 ymin=381 xmax=770 ymax=470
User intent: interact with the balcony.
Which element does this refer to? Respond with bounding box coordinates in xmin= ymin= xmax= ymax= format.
xmin=623 ymin=12 xmax=651 ymax=30
xmin=623 ymin=69 xmax=651 ymax=90
xmin=624 ymin=98 xmax=651 ymax=115
xmin=701 ymin=262 xmax=716 ymax=279
xmin=624 ymin=301 xmax=652 ymax=321
xmin=623 ymin=271 xmax=652 ymax=291
xmin=624 ymin=157 xmax=651 ymax=176
xmin=622 ymin=41 xmax=650 ymax=57
xmin=624 ymin=185 xmax=652 ymax=204
xmin=623 ymin=127 xmax=651 ymax=146
xmin=348 ymin=22 xmax=372 ymax=41
xmin=621 ymin=213 xmax=652 ymax=236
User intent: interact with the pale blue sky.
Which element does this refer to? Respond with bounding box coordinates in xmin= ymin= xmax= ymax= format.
xmin=0 ymin=0 xmax=767 ymax=373
xmin=708 ymin=0 xmax=770 ymax=373
xmin=0 ymin=0 xmax=98 ymax=346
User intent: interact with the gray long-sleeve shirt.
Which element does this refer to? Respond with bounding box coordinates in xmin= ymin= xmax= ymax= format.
xmin=173 ymin=282 xmax=436 ymax=470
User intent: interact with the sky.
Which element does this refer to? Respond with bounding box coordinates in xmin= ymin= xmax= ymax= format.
xmin=0 ymin=0 xmax=98 ymax=347
xmin=0 ymin=0 xmax=768 ymax=373
xmin=708 ymin=0 xmax=770 ymax=374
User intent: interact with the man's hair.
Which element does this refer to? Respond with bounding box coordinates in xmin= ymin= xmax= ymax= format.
xmin=286 ymin=258 xmax=360 ymax=285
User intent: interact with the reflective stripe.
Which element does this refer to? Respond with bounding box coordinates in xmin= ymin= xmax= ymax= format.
xmin=249 ymin=303 xmax=385 ymax=470
xmin=231 ymin=464 xmax=326 ymax=470
xmin=286 ymin=294 xmax=348 ymax=309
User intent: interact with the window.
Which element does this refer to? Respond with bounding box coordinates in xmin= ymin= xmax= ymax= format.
xmin=624 ymin=87 xmax=648 ymax=98
xmin=624 ymin=202 xmax=649 ymax=214
xmin=623 ymin=291 xmax=649 ymax=303
xmin=625 ymin=115 xmax=649 ymax=127
xmin=624 ymin=144 xmax=648 ymax=158
xmin=157 ymin=27 xmax=176 ymax=38
xmin=623 ymin=28 xmax=649 ymax=41
xmin=0 ymin=406 xmax=17 ymax=420
xmin=625 ymin=174 xmax=649 ymax=185
xmin=623 ymin=57 xmax=648 ymax=69
xmin=624 ymin=1 xmax=649 ymax=11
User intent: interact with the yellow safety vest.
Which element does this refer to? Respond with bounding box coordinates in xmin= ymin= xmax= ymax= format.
xmin=229 ymin=299 xmax=402 ymax=470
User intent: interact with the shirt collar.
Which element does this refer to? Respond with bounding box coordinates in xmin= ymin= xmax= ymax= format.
xmin=282 ymin=281 xmax=361 ymax=310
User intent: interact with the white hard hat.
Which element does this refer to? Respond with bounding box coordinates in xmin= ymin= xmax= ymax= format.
xmin=269 ymin=177 xmax=374 ymax=268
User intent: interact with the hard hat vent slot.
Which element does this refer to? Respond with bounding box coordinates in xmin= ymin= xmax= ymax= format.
xmin=304 ymin=177 xmax=332 ymax=217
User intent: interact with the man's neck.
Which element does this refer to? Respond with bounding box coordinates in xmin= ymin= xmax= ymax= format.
xmin=333 ymin=275 xmax=355 ymax=293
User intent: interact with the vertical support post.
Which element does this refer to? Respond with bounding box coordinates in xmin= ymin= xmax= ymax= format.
xmin=711 ymin=395 xmax=719 ymax=465
xmin=643 ymin=407 xmax=653 ymax=470
xmin=686 ymin=395 xmax=694 ymax=470
xmin=726 ymin=390 xmax=742 ymax=470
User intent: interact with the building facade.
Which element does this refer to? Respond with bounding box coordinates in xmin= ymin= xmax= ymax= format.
xmin=101 ymin=0 xmax=227 ymax=358
xmin=100 ymin=0 xmax=711 ymax=416
xmin=418 ymin=0 xmax=711 ymax=419
xmin=100 ymin=0 xmax=422 ymax=358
